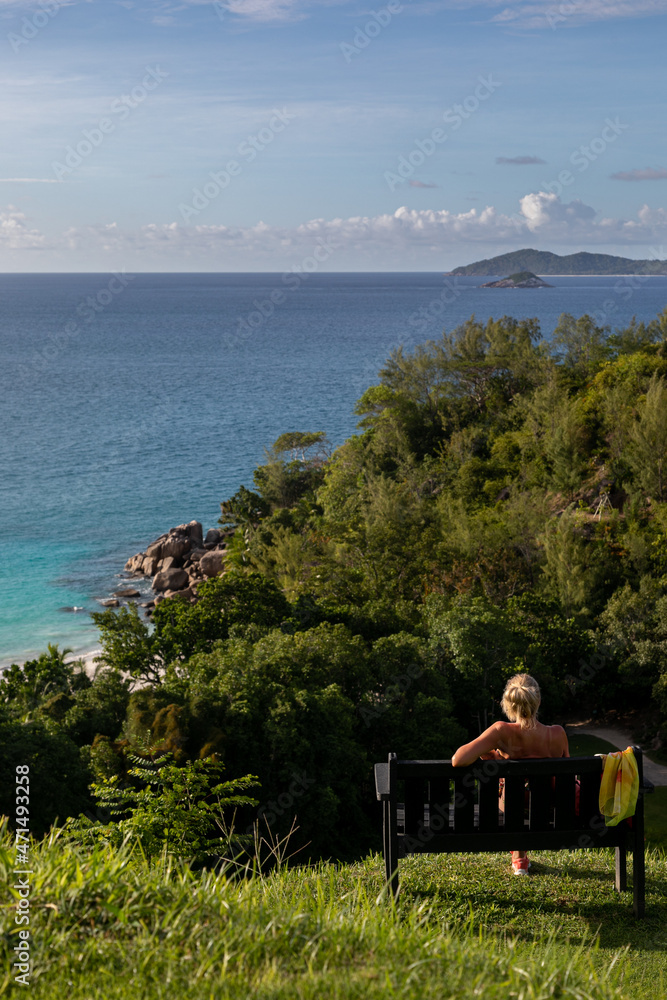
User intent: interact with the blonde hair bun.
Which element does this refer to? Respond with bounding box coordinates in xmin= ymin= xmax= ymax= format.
xmin=501 ymin=673 xmax=541 ymax=728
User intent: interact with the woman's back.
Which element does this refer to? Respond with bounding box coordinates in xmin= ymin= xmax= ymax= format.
xmin=492 ymin=720 xmax=568 ymax=760
xmin=451 ymin=673 xmax=569 ymax=874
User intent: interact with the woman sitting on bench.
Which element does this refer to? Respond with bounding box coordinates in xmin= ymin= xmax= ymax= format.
xmin=452 ymin=673 xmax=569 ymax=874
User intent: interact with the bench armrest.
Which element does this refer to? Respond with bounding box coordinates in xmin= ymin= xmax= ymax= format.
xmin=375 ymin=762 xmax=390 ymax=801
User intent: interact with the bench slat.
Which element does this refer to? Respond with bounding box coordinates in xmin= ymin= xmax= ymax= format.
xmin=404 ymin=779 xmax=425 ymax=836
xmin=529 ymin=775 xmax=552 ymax=830
xmin=503 ymin=776 xmax=525 ymax=833
xmin=553 ymin=773 xmax=576 ymax=830
xmin=453 ymin=777 xmax=475 ymax=833
xmin=478 ymin=776 xmax=501 ymax=833
xmin=578 ymin=771 xmax=601 ymax=829
xmin=427 ymin=778 xmax=450 ymax=834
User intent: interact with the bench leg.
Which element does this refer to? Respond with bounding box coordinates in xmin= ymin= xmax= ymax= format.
xmin=383 ymin=800 xmax=399 ymax=899
xmin=615 ymin=846 xmax=627 ymax=892
xmin=633 ymin=824 xmax=645 ymax=919
xmin=383 ymin=800 xmax=391 ymax=882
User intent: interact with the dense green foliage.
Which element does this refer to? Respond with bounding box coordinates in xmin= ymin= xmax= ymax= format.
xmin=68 ymin=748 xmax=258 ymax=861
xmin=4 ymin=308 xmax=667 ymax=858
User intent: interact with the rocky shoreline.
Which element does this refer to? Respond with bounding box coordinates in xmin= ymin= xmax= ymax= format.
xmin=109 ymin=519 xmax=232 ymax=616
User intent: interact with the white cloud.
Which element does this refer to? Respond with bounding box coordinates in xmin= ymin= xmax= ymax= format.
xmin=6 ymin=193 xmax=667 ymax=267
xmin=196 ymin=0 xmax=667 ymax=26
xmin=208 ymin=0 xmax=667 ymax=26
xmin=179 ymin=0 xmax=331 ymax=21
xmin=221 ymin=0 xmax=306 ymax=20
xmin=4 ymin=0 xmax=665 ymax=25
xmin=488 ymin=0 xmax=667 ymax=29
xmin=519 ymin=191 xmax=596 ymax=230
xmin=0 ymin=205 xmax=47 ymax=248
xmin=0 ymin=177 xmax=60 ymax=182
xmin=59 ymin=194 xmax=667 ymax=254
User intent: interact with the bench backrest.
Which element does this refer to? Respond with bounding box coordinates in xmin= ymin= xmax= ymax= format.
xmin=375 ymin=751 xmax=643 ymax=854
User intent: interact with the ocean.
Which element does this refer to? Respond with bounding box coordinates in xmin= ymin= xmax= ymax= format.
xmin=2 ymin=271 xmax=667 ymax=666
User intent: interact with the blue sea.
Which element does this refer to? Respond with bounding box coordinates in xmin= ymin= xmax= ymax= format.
xmin=1 ymin=271 xmax=667 ymax=666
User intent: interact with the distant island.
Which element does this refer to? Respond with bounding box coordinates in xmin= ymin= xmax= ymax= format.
xmin=448 ymin=248 xmax=667 ymax=276
xmin=481 ymin=271 xmax=553 ymax=288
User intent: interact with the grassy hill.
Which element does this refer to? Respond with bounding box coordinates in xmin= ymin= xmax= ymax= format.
xmin=2 ymin=823 xmax=666 ymax=999
xmin=449 ymin=249 xmax=667 ymax=275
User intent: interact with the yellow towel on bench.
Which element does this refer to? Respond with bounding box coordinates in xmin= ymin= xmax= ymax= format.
xmin=598 ymin=747 xmax=639 ymax=827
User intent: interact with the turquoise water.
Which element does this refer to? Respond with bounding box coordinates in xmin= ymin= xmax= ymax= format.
xmin=1 ymin=272 xmax=666 ymax=665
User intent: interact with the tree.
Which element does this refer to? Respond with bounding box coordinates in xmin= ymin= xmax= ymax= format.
xmin=91 ymin=604 xmax=161 ymax=685
xmin=60 ymin=668 xmax=131 ymax=746
xmin=69 ymin=746 xmax=258 ymax=861
xmin=540 ymin=507 xmax=599 ymax=617
xmin=219 ymin=484 xmax=270 ymax=530
xmin=364 ymin=316 xmax=548 ymax=456
xmin=0 ymin=719 xmax=91 ymax=836
xmin=153 ymin=572 xmax=291 ymax=664
xmin=598 ymin=579 xmax=667 ymax=702
xmin=245 ymin=524 xmax=322 ymax=600
xmin=520 ymin=381 xmax=589 ymax=498
xmin=271 ymin=431 xmax=329 ymax=463
xmin=551 ymin=312 xmax=610 ymax=383
xmin=0 ymin=644 xmax=88 ymax=718
xmin=252 ymin=432 xmax=330 ymax=510
xmin=627 ymin=374 xmax=667 ymax=501
xmin=426 ymin=594 xmax=522 ymax=732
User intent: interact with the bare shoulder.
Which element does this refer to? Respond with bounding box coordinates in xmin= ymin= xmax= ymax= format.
xmin=486 ymin=720 xmax=511 ymax=741
xmin=490 ymin=720 xmax=516 ymax=747
xmin=549 ymin=724 xmax=569 ymax=755
xmin=492 ymin=720 xmax=512 ymax=734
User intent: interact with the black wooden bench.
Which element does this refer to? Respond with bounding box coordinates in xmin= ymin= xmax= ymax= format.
xmin=374 ymin=750 xmax=646 ymax=917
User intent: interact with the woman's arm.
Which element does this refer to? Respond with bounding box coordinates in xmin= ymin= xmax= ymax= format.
xmin=452 ymin=722 xmax=507 ymax=767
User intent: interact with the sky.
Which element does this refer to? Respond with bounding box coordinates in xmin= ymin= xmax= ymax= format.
xmin=1 ymin=0 xmax=666 ymax=271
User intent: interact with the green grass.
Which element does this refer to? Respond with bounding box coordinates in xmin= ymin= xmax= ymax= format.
xmin=2 ymin=827 xmax=667 ymax=999
xmin=645 ymin=787 xmax=667 ymax=853
xmin=566 ymin=733 xmax=620 ymax=757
